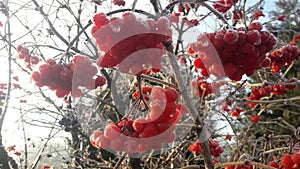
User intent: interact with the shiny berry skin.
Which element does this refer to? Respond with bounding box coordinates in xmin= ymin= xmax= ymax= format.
xmin=268 ymin=161 xmax=279 ymax=168
xmin=292 ymin=152 xmax=300 ymax=164
xmin=92 ymin=12 xmax=108 ymax=27
xmin=165 ymin=88 xmax=179 ymax=102
xmin=281 ymin=154 xmax=294 ymax=168
xmin=132 ymin=118 xmax=147 ymax=133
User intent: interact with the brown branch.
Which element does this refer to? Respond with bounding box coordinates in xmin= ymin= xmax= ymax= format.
xmin=164 ymin=42 xmax=213 ymax=169
xmin=244 ymin=95 xmax=300 ymax=103
xmin=113 ymin=153 xmax=126 ymax=169
xmin=0 ymin=8 xmax=13 ymax=169
xmin=215 ymin=161 xmax=278 ymax=169
xmin=30 ymin=0 xmax=81 ymax=53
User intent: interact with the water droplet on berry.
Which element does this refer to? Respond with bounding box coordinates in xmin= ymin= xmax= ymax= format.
xmin=110 ymin=25 xmax=121 ymax=33
xmin=199 ymin=40 xmax=209 ymax=47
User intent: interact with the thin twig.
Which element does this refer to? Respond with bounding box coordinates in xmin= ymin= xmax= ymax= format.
xmin=164 ymin=42 xmax=214 ymax=169
xmin=113 ymin=153 xmax=126 ymax=169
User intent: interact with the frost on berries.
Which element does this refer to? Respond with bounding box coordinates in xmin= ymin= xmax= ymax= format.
xmin=187 ymin=22 xmax=277 ymax=81
xmin=91 ymin=12 xmax=172 ymax=75
xmin=90 ymin=86 xmax=181 ymax=154
xmin=31 ymin=55 xmax=105 ymax=98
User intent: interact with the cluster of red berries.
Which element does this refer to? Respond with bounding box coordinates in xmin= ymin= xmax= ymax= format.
xmin=17 ymin=45 xmax=39 ymax=69
xmin=91 ymin=12 xmax=172 ymax=75
xmin=90 ymin=86 xmax=181 ymax=154
xmin=221 ymin=101 xmax=245 ymax=117
xmin=175 ymin=2 xmax=199 ymax=13
xmin=112 ymin=0 xmax=125 ymax=6
xmin=268 ymin=152 xmax=300 ymax=169
xmin=212 ymin=0 xmax=238 ymax=13
xmin=267 ymin=41 xmax=300 ymax=73
xmin=132 ymin=86 xmax=152 ymax=101
xmin=188 ymin=140 xmax=224 ymax=157
xmin=31 ymin=55 xmax=105 ymax=98
xmin=187 ymin=22 xmax=277 ymax=81
xmin=224 ymin=164 xmax=253 ymax=169
xmin=246 ymin=79 xmax=297 ymax=108
xmin=230 ymin=107 xmax=244 ymax=117
xmin=191 ymin=77 xmax=212 ymax=98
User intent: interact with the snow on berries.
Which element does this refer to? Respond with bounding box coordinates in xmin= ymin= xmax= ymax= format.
xmin=187 ymin=22 xmax=277 ymax=81
xmin=31 ymin=55 xmax=106 ymax=98
xmin=212 ymin=0 xmax=238 ymax=13
xmin=90 ymin=86 xmax=181 ymax=154
xmin=91 ymin=12 xmax=172 ymax=75
xmin=267 ymin=35 xmax=300 ymax=73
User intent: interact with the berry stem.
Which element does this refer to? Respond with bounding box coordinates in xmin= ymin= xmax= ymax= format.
xmin=163 ymin=0 xmax=209 ymax=13
xmin=164 ymin=42 xmax=214 ymax=169
xmin=137 ymin=76 xmax=149 ymax=110
xmin=113 ymin=153 xmax=126 ymax=169
xmin=140 ymin=74 xmax=178 ymax=88
xmin=200 ymin=2 xmax=231 ymax=28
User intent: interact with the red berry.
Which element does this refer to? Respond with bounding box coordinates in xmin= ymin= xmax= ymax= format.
xmin=292 ymin=152 xmax=300 ymax=164
xmin=92 ymin=12 xmax=108 ymax=27
xmin=123 ymin=139 xmax=138 ymax=154
xmin=95 ymin=76 xmax=106 ymax=88
xmin=250 ymin=115 xmax=260 ymax=123
xmin=112 ymin=0 xmax=125 ymax=6
xmin=165 ymin=88 xmax=179 ymax=102
xmin=104 ymin=123 xmax=121 ymax=140
xmin=241 ymin=43 xmax=255 ymax=53
xmin=247 ymin=30 xmax=262 ymax=45
xmin=223 ymin=29 xmax=239 ymax=44
xmin=30 ymin=56 xmax=39 ymax=65
xmin=268 ymin=161 xmax=279 ymax=168
xmin=249 ymin=22 xmax=263 ymax=31
xmin=132 ymin=118 xmax=147 ymax=133
xmin=225 ymin=134 xmax=232 ymax=140
xmin=110 ymin=137 xmax=124 ymax=151
xmin=281 ymin=154 xmax=294 ymax=168
xmin=139 ymin=123 xmax=158 ymax=138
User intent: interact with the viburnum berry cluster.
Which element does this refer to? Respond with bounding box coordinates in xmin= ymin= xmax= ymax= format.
xmin=174 ymin=2 xmax=199 ymax=14
xmin=212 ymin=0 xmax=238 ymax=13
xmin=17 ymin=45 xmax=39 ymax=69
xmin=31 ymin=55 xmax=105 ymax=98
xmin=267 ymin=37 xmax=300 ymax=73
xmin=91 ymin=12 xmax=172 ymax=75
xmin=187 ymin=22 xmax=277 ymax=81
xmin=268 ymin=152 xmax=300 ymax=169
xmin=246 ymin=78 xmax=297 ymax=108
xmin=188 ymin=140 xmax=224 ymax=157
xmin=90 ymin=86 xmax=181 ymax=154
xmin=131 ymin=86 xmax=152 ymax=101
